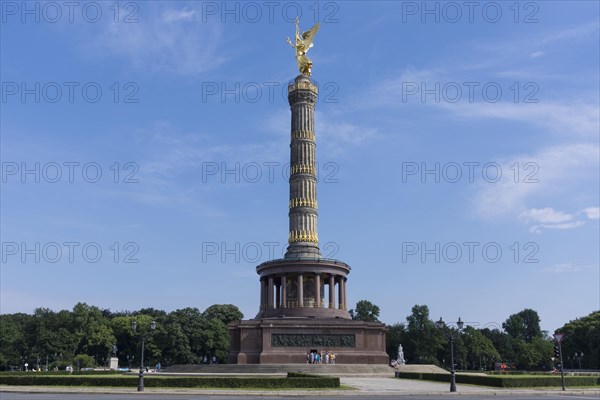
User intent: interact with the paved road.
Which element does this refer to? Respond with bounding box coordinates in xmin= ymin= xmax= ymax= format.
xmin=1 ymin=394 xmax=600 ymax=400
xmin=2 ymin=377 xmax=598 ymax=398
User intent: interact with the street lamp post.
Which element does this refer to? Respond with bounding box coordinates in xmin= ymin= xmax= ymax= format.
xmin=436 ymin=317 xmax=464 ymax=393
xmin=575 ymin=352 xmax=583 ymax=372
xmin=131 ymin=320 xmax=156 ymax=392
xmin=127 ymin=355 xmax=134 ymax=370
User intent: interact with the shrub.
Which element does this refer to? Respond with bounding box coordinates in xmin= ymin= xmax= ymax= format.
xmin=0 ymin=370 xmax=121 ymax=376
xmin=72 ymin=355 xmax=95 ymax=369
xmin=0 ymin=374 xmax=340 ymax=388
xmin=395 ymin=372 xmax=600 ymax=387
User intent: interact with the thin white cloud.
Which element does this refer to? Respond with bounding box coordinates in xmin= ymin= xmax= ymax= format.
xmin=520 ymin=207 xmax=589 ymax=233
xmin=528 ymin=221 xmax=585 ymax=234
xmin=541 ymin=263 xmax=589 ymax=274
xmin=362 ymin=21 xmax=599 ymax=138
xmin=474 ymin=143 xmax=599 ymax=219
xmin=366 ymin=70 xmax=598 ymax=139
xmin=520 ymin=207 xmax=573 ymax=224
xmin=540 ymin=22 xmax=599 ymax=44
xmin=87 ymin=5 xmax=225 ymax=75
xmin=137 ymin=120 xmax=286 ymax=185
xmin=530 ymin=51 xmax=544 ymax=58
xmin=163 ymin=8 xmax=197 ymax=22
xmin=316 ymin=111 xmax=377 ymax=152
xmin=581 ymin=207 xmax=600 ymax=220
xmin=466 ymin=21 xmax=599 ymax=72
xmin=438 ymin=101 xmax=598 ymax=138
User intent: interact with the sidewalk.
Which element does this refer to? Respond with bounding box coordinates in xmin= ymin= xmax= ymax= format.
xmin=340 ymin=377 xmax=600 ymax=396
xmin=2 ymin=377 xmax=599 ymax=396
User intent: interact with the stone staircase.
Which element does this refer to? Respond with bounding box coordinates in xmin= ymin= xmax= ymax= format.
xmin=396 ymin=364 xmax=450 ymax=374
xmin=164 ymin=363 xmax=395 ymax=376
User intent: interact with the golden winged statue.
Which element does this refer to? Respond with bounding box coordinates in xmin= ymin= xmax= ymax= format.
xmin=286 ymin=17 xmax=320 ymax=76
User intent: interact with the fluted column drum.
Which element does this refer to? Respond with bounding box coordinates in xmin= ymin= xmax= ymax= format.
xmin=286 ymin=75 xmax=320 ymax=259
xmin=253 ymin=75 xmax=351 ymax=320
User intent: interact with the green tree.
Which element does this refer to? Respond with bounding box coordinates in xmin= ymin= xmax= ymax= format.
xmin=152 ymin=318 xmax=193 ymax=366
xmin=70 ymin=303 xmax=116 ymax=363
xmin=481 ymin=327 xmax=517 ymax=365
xmin=28 ymin=308 xmax=80 ymax=369
xmin=503 ymin=309 xmax=542 ymax=343
xmin=202 ymin=304 xmax=243 ymax=326
xmin=404 ymin=305 xmax=444 ymax=364
xmin=512 ymin=337 xmax=552 ymax=370
xmin=462 ymin=326 xmax=500 ymax=370
xmin=557 ymin=310 xmax=600 ymax=370
xmin=349 ymin=300 xmax=380 ymax=322
xmin=0 ymin=313 xmax=31 ymax=370
xmin=198 ymin=318 xmax=230 ymax=363
xmin=169 ymin=308 xmax=206 ymax=362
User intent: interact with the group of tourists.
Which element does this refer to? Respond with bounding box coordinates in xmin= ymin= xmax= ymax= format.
xmin=306 ymin=350 xmax=335 ymax=364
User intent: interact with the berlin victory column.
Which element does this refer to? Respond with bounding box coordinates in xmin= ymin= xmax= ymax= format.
xmin=228 ymin=19 xmax=388 ymax=364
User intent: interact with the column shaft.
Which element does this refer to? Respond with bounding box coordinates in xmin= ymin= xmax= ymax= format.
xmin=315 ymin=274 xmax=321 ymax=308
xmin=297 ymin=274 xmax=304 ymax=307
xmin=341 ymin=278 xmax=346 ymax=310
xmin=275 ymin=282 xmax=281 ymax=308
xmin=338 ymin=276 xmax=343 ymax=309
xmin=329 ymin=275 xmax=335 ymax=308
xmin=259 ymin=279 xmax=263 ymax=310
xmin=267 ymin=277 xmax=274 ymax=309
xmin=281 ymin=275 xmax=287 ymax=308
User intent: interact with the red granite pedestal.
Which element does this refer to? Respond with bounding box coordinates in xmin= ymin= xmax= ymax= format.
xmin=228 ymin=317 xmax=388 ymax=364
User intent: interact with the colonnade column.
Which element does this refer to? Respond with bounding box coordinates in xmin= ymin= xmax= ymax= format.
xmin=281 ymin=275 xmax=287 ymax=308
xmin=260 ymin=279 xmax=266 ymax=310
xmin=314 ymin=274 xmax=321 ymax=308
xmin=338 ymin=276 xmax=343 ymax=310
xmin=341 ymin=278 xmax=346 ymax=310
xmin=328 ymin=275 xmax=335 ymax=308
xmin=297 ymin=274 xmax=304 ymax=307
xmin=267 ymin=277 xmax=274 ymax=309
xmin=275 ymin=281 xmax=281 ymax=308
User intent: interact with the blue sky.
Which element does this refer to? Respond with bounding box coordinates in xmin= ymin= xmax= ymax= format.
xmin=1 ymin=1 xmax=598 ymax=334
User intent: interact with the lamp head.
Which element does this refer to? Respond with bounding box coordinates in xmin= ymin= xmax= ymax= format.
xmin=436 ymin=317 xmax=445 ymax=329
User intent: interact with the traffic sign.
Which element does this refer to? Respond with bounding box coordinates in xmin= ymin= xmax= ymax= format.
xmin=554 ymin=333 xmax=564 ymax=343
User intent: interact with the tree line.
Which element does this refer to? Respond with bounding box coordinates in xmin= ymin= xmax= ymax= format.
xmin=0 ymin=303 xmax=243 ymax=371
xmin=352 ymin=302 xmax=598 ymax=371
xmin=1 ymin=301 xmax=597 ymax=371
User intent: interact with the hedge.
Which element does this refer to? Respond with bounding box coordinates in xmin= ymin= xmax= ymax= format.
xmin=487 ymin=371 xmax=599 ymax=376
xmin=395 ymin=372 xmax=600 ymax=388
xmin=287 ymin=372 xmax=323 ymax=378
xmin=0 ymin=370 xmax=121 ymax=376
xmin=0 ymin=373 xmax=340 ymax=389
